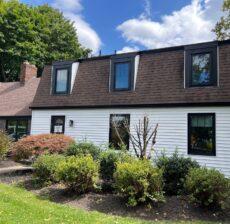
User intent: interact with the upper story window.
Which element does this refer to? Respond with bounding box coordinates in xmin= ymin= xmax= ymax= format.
xmin=185 ymin=43 xmax=217 ymax=87
xmin=188 ymin=113 xmax=216 ymax=156
xmin=111 ymin=56 xmax=135 ymax=91
xmin=52 ymin=62 xmax=72 ymax=95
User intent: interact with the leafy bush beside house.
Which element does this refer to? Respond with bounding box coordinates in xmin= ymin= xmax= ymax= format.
xmin=12 ymin=134 xmax=74 ymax=161
xmin=33 ymin=154 xmax=65 ymax=184
xmin=99 ymin=150 xmax=132 ymax=181
xmin=156 ymin=152 xmax=200 ymax=195
xmin=0 ymin=131 xmax=11 ymax=160
xmin=185 ymin=167 xmax=230 ymax=209
xmin=66 ymin=142 xmax=101 ymax=161
xmin=56 ymin=155 xmax=99 ymax=193
xmin=114 ymin=158 xmax=164 ymax=207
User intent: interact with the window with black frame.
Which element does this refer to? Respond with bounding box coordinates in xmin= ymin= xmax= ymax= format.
xmin=188 ymin=113 xmax=215 ymax=156
xmin=6 ymin=118 xmax=29 ymax=141
xmin=111 ymin=56 xmax=134 ymax=91
xmin=185 ymin=44 xmax=217 ymax=87
xmin=51 ymin=116 xmax=65 ymax=134
xmin=109 ymin=114 xmax=130 ymax=150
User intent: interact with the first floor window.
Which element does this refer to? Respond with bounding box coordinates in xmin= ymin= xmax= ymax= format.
xmin=51 ymin=116 xmax=65 ymax=134
xmin=6 ymin=118 xmax=29 ymax=141
xmin=109 ymin=114 xmax=130 ymax=150
xmin=188 ymin=113 xmax=215 ymax=156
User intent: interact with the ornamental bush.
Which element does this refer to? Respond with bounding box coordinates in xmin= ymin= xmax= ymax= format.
xmin=99 ymin=150 xmax=132 ymax=181
xmin=56 ymin=155 xmax=99 ymax=193
xmin=66 ymin=142 xmax=101 ymax=161
xmin=33 ymin=154 xmax=65 ymax=184
xmin=0 ymin=131 xmax=11 ymax=160
xmin=185 ymin=167 xmax=230 ymax=209
xmin=156 ymin=152 xmax=199 ymax=195
xmin=12 ymin=134 xmax=74 ymax=161
xmin=114 ymin=158 xmax=164 ymax=207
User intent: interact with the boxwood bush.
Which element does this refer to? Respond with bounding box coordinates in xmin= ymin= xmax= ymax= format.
xmin=156 ymin=152 xmax=199 ymax=195
xmin=99 ymin=150 xmax=132 ymax=181
xmin=56 ymin=155 xmax=99 ymax=193
xmin=33 ymin=154 xmax=65 ymax=184
xmin=0 ymin=131 xmax=11 ymax=160
xmin=12 ymin=134 xmax=74 ymax=161
xmin=185 ymin=167 xmax=230 ymax=209
xmin=66 ymin=142 xmax=101 ymax=160
xmin=114 ymin=158 xmax=164 ymax=207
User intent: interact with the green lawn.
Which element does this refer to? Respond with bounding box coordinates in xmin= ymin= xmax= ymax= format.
xmin=0 ymin=183 xmax=217 ymax=224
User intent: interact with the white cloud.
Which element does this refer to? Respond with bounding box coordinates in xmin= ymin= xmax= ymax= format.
xmin=117 ymin=46 xmax=139 ymax=54
xmin=52 ymin=0 xmax=102 ymax=54
xmin=117 ymin=0 xmax=224 ymax=49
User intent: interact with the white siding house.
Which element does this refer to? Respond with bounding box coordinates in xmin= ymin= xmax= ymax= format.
xmin=31 ymin=107 xmax=230 ymax=177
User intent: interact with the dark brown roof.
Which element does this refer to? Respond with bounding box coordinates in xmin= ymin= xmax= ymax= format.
xmin=31 ymin=40 xmax=230 ymax=109
xmin=0 ymin=77 xmax=40 ymax=116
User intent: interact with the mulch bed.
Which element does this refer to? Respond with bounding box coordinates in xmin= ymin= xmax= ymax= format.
xmin=0 ymin=169 xmax=229 ymax=223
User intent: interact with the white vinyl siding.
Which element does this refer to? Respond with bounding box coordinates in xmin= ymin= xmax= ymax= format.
xmin=31 ymin=107 xmax=230 ymax=177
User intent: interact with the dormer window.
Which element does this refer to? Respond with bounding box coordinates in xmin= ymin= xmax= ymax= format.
xmin=111 ymin=56 xmax=135 ymax=91
xmin=185 ymin=43 xmax=217 ymax=87
xmin=52 ymin=62 xmax=72 ymax=95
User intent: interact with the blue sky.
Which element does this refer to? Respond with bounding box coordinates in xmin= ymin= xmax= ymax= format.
xmin=21 ymin=0 xmax=224 ymax=55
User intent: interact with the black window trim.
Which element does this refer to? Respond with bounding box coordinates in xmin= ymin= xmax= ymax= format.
xmin=185 ymin=43 xmax=218 ymax=88
xmin=111 ymin=55 xmax=135 ymax=91
xmin=188 ymin=113 xmax=216 ymax=156
xmin=52 ymin=63 xmax=72 ymax=95
xmin=5 ymin=117 xmax=30 ymax=141
xmin=50 ymin=115 xmax=66 ymax=134
xmin=109 ymin=114 xmax=130 ymax=150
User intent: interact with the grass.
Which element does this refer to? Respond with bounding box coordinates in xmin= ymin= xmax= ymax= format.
xmin=0 ymin=183 xmax=219 ymax=224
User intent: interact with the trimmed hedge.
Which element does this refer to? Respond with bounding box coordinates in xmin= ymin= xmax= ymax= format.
xmin=56 ymin=155 xmax=99 ymax=193
xmin=114 ymin=158 xmax=164 ymax=207
xmin=185 ymin=167 xmax=230 ymax=209
xmin=12 ymin=134 xmax=74 ymax=161
xmin=66 ymin=142 xmax=101 ymax=161
xmin=156 ymin=152 xmax=199 ymax=195
xmin=33 ymin=154 xmax=65 ymax=184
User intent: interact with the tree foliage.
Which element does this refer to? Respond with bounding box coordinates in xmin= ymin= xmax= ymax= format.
xmin=214 ymin=0 xmax=230 ymax=40
xmin=0 ymin=0 xmax=90 ymax=81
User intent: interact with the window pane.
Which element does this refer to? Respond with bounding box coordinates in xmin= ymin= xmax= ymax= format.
xmin=189 ymin=114 xmax=214 ymax=155
xmin=56 ymin=69 xmax=68 ymax=92
xmin=110 ymin=115 xmax=129 ymax=150
xmin=192 ymin=53 xmax=211 ymax=86
xmin=115 ymin=62 xmax=130 ymax=89
xmin=6 ymin=120 xmax=17 ymax=140
xmin=17 ymin=120 xmax=28 ymax=139
xmin=51 ymin=116 xmax=65 ymax=134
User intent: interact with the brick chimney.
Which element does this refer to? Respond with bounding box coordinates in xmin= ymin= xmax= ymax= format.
xmin=20 ymin=61 xmax=37 ymax=84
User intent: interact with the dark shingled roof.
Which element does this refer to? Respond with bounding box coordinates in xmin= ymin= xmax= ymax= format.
xmin=31 ymin=40 xmax=230 ymax=109
xmin=0 ymin=77 xmax=40 ymax=116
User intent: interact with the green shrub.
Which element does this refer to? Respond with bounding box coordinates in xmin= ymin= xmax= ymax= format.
xmin=56 ymin=155 xmax=99 ymax=193
xmin=12 ymin=134 xmax=74 ymax=161
xmin=33 ymin=154 xmax=65 ymax=184
xmin=0 ymin=131 xmax=11 ymax=160
xmin=185 ymin=167 xmax=230 ymax=209
xmin=99 ymin=150 xmax=132 ymax=181
xmin=114 ymin=158 xmax=164 ymax=207
xmin=66 ymin=142 xmax=101 ymax=160
xmin=156 ymin=152 xmax=199 ymax=195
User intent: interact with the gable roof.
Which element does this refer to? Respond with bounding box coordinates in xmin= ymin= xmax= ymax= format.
xmin=31 ymin=40 xmax=230 ymax=109
xmin=0 ymin=77 xmax=40 ymax=117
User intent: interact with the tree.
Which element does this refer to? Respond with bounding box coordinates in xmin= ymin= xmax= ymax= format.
xmin=214 ymin=0 xmax=230 ymax=40
xmin=0 ymin=0 xmax=90 ymax=81
xmin=113 ymin=116 xmax=158 ymax=159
